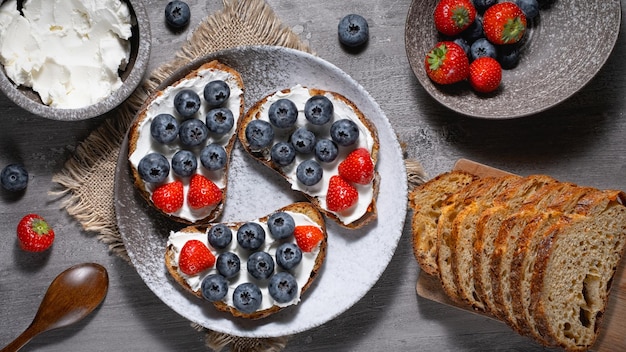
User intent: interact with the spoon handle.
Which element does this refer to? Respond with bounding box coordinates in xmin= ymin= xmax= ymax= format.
xmin=0 ymin=325 xmax=41 ymax=352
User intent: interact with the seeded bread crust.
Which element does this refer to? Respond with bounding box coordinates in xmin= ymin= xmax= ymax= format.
xmin=238 ymin=87 xmax=380 ymax=230
xmin=128 ymin=60 xmax=245 ymax=224
xmin=164 ymin=202 xmax=327 ymax=320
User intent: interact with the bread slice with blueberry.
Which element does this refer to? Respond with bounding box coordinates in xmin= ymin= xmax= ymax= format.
xmin=238 ymin=85 xmax=380 ymax=229
xmin=127 ymin=60 xmax=244 ymax=224
xmin=164 ymin=202 xmax=327 ymax=319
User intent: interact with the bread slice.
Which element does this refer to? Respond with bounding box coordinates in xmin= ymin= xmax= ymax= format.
xmin=128 ymin=60 xmax=244 ymax=224
xmin=164 ymin=202 xmax=327 ymax=319
xmin=409 ymin=171 xmax=478 ymax=276
xmin=238 ymin=85 xmax=380 ymax=229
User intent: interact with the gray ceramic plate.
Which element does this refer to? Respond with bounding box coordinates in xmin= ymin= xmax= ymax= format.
xmin=405 ymin=0 xmax=621 ymax=119
xmin=114 ymin=46 xmax=408 ymax=338
xmin=0 ymin=0 xmax=151 ymax=120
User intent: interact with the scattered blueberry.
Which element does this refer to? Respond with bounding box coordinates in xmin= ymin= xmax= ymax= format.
xmin=216 ymin=252 xmax=241 ymax=279
xmin=470 ymin=38 xmax=497 ymax=61
xmin=498 ymin=45 xmax=521 ymax=69
xmin=270 ymin=142 xmax=296 ymax=167
xmin=330 ymin=119 xmax=360 ymax=146
xmin=290 ymin=128 xmax=316 ymax=154
xmin=268 ymin=272 xmax=298 ymax=303
xmin=203 ymin=80 xmax=230 ymax=107
xmin=237 ymin=222 xmax=266 ymax=250
xmin=461 ymin=15 xmax=483 ymax=42
xmin=174 ymin=89 xmax=201 ymax=117
xmin=247 ymin=251 xmax=275 ymax=280
xmin=150 ymin=114 xmax=179 ymax=144
xmin=267 ymin=212 xmax=296 ymax=240
xmin=296 ymin=160 xmax=323 ymax=186
xmin=275 ymin=243 xmax=302 ymax=270
xmin=179 ymin=118 xmax=209 ymax=147
xmin=137 ymin=153 xmax=170 ymax=183
xmin=201 ymin=274 xmax=229 ymax=302
xmin=245 ymin=120 xmax=274 ymax=149
xmin=165 ymin=0 xmax=191 ymax=29
xmin=0 ymin=164 xmax=28 ymax=192
xmin=453 ymin=37 xmax=471 ymax=56
xmin=268 ymin=99 xmax=298 ymax=128
xmin=205 ymin=108 xmax=234 ymax=134
xmin=200 ymin=143 xmax=227 ymax=171
xmin=338 ymin=14 xmax=369 ymax=48
xmin=472 ymin=0 xmax=497 ymax=12
xmin=208 ymin=223 xmax=232 ymax=249
xmin=515 ymin=0 xmax=540 ymax=20
xmin=314 ymin=139 xmax=339 ymax=163
xmin=304 ymin=95 xmax=333 ymax=125
xmin=233 ymin=282 xmax=262 ymax=314
xmin=171 ymin=150 xmax=197 ymax=177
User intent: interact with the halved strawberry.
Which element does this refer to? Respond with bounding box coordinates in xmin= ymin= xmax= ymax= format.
xmin=482 ymin=2 xmax=527 ymax=45
xmin=294 ymin=225 xmax=324 ymax=252
xmin=152 ymin=180 xmax=184 ymax=213
xmin=469 ymin=57 xmax=502 ymax=93
xmin=178 ymin=239 xmax=216 ymax=275
xmin=326 ymin=175 xmax=359 ymax=212
xmin=433 ymin=0 xmax=476 ymax=36
xmin=187 ymin=174 xmax=222 ymax=209
xmin=424 ymin=41 xmax=470 ymax=85
xmin=17 ymin=214 xmax=55 ymax=252
xmin=338 ymin=148 xmax=374 ymax=185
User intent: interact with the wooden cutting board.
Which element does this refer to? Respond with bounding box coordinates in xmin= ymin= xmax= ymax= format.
xmin=415 ymin=159 xmax=626 ymax=351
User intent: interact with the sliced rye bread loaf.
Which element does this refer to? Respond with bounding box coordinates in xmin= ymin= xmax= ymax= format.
xmin=409 ymin=171 xmax=478 ymax=276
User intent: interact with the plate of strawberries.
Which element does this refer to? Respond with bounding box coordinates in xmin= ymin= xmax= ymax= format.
xmin=405 ymin=0 xmax=621 ymax=119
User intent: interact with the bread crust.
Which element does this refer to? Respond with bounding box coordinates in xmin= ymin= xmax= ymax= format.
xmin=164 ymin=202 xmax=327 ymax=319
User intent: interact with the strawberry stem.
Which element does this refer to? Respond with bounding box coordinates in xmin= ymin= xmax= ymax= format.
xmin=31 ymin=219 xmax=50 ymax=235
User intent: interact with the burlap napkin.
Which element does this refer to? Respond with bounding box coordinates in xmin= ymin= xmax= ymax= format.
xmin=51 ymin=0 xmax=426 ymax=350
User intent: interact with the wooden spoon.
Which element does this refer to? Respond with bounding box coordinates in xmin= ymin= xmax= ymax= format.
xmin=1 ymin=263 xmax=109 ymax=352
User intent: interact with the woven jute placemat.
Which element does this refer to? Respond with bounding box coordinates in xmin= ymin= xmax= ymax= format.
xmin=51 ymin=0 xmax=426 ymax=350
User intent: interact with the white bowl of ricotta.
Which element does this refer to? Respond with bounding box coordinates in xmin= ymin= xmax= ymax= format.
xmin=0 ymin=0 xmax=151 ymax=120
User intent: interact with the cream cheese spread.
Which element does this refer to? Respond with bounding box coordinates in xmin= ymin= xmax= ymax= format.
xmin=0 ymin=0 xmax=132 ymax=108
xmin=167 ymin=211 xmax=322 ymax=311
xmin=254 ymin=85 xmax=376 ymax=225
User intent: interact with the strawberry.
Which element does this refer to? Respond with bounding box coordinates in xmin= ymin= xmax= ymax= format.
xmin=178 ymin=239 xmax=216 ymax=275
xmin=469 ymin=57 xmax=502 ymax=93
xmin=338 ymin=148 xmax=375 ymax=185
xmin=294 ymin=225 xmax=324 ymax=252
xmin=326 ymin=175 xmax=359 ymax=212
xmin=482 ymin=2 xmax=527 ymax=45
xmin=152 ymin=180 xmax=184 ymax=213
xmin=424 ymin=41 xmax=470 ymax=85
xmin=433 ymin=0 xmax=476 ymax=36
xmin=17 ymin=214 xmax=55 ymax=252
xmin=187 ymin=174 xmax=222 ymax=209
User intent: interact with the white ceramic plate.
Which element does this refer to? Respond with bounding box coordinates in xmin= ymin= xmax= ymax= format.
xmin=114 ymin=46 xmax=408 ymax=338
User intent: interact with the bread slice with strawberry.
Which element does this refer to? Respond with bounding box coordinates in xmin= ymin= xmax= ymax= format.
xmin=164 ymin=202 xmax=327 ymax=319
xmin=128 ymin=60 xmax=244 ymax=224
xmin=238 ymin=85 xmax=380 ymax=229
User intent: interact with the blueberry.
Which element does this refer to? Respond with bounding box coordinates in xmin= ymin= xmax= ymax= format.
xmin=150 ymin=113 xmax=179 ymax=144
xmin=514 ymin=0 xmax=539 ymax=20
xmin=296 ymin=160 xmax=323 ymax=186
xmin=205 ymin=107 xmax=234 ymax=134
xmin=179 ymin=118 xmax=209 ymax=147
xmin=247 ymin=251 xmax=275 ymax=280
xmin=203 ymin=80 xmax=230 ymax=107
xmin=290 ymin=128 xmax=316 ymax=154
xmin=314 ymin=139 xmax=339 ymax=163
xmin=268 ymin=99 xmax=298 ymax=128
xmin=174 ymin=89 xmax=201 ymax=117
xmin=472 ymin=0 xmax=497 ymax=12
xmin=270 ymin=142 xmax=296 ymax=167
xmin=171 ymin=150 xmax=197 ymax=177
xmin=338 ymin=14 xmax=369 ymax=48
xmin=237 ymin=222 xmax=265 ymax=250
xmin=275 ymin=243 xmax=302 ymax=271
xmin=208 ymin=223 xmax=232 ymax=249
xmin=200 ymin=143 xmax=227 ymax=171
xmin=304 ymin=95 xmax=333 ymax=125
xmin=267 ymin=212 xmax=296 ymax=240
xmin=245 ymin=120 xmax=274 ymax=149
xmin=268 ymin=272 xmax=298 ymax=303
xmin=165 ymin=0 xmax=190 ymax=29
xmin=330 ymin=119 xmax=359 ymax=146
xmin=461 ymin=15 xmax=483 ymax=42
xmin=498 ymin=45 xmax=521 ymax=69
xmin=0 ymin=164 xmax=28 ymax=192
xmin=453 ymin=37 xmax=470 ymax=56
xmin=470 ymin=38 xmax=497 ymax=61
xmin=233 ymin=282 xmax=262 ymax=314
xmin=137 ymin=153 xmax=170 ymax=183
xmin=216 ymin=252 xmax=241 ymax=279
xmin=201 ymin=274 xmax=228 ymax=302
